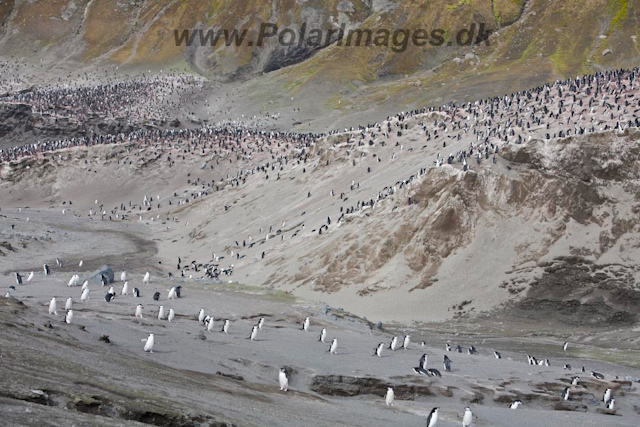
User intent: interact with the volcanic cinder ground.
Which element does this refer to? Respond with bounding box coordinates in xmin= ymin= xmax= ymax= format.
xmin=1 ymin=66 xmax=640 ymax=426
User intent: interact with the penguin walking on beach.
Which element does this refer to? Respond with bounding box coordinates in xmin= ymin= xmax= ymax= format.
xmin=153 ymin=292 xmax=160 ymax=301
xmin=426 ymin=407 xmax=439 ymax=427
xmin=27 ymin=271 xmax=34 ymax=282
xmin=385 ymin=387 xmax=394 ymax=406
xmin=258 ymin=317 xmax=265 ymax=330
xmin=133 ymin=287 xmax=140 ymax=297
xmin=606 ymin=398 xmax=615 ymax=410
xmin=328 ymin=338 xmax=338 ymax=354
xmin=15 ymin=273 xmax=22 ymax=285
xmin=65 ymin=297 xmax=73 ymax=311
xmin=81 ymin=288 xmax=90 ymax=301
xmin=157 ymin=305 xmax=165 ymax=320
xmin=563 ymin=341 xmax=569 ymax=351
xmin=494 ymin=351 xmax=502 ymax=359
xmin=48 ymin=297 xmax=58 ymax=315
xmin=374 ymin=342 xmax=384 ymax=357
xmin=198 ymin=309 xmax=205 ymax=323
xmin=389 ymin=336 xmax=399 ymax=351
xmin=221 ymin=319 xmax=230 ymax=334
xmin=43 ymin=264 xmax=50 ymax=276
xmin=135 ymin=304 xmax=143 ymax=318
xmin=279 ymin=368 xmax=289 ymax=392
xmin=250 ymin=325 xmax=258 ymax=341
xmin=65 ymin=310 xmax=73 ymax=324
xmin=603 ymin=388 xmax=612 ymax=403
xmin=462 ymin=407 xmax=473 ymax=427
xmin=302 ymin=317 xmax=310 ymax=331
xmin=168 ymin=308 xmax=175 ymax=322
xmin=562 ymin=387 xmax=570 ymax=401
xmin=143 ymin=272 xmax=150 ymax=284
xmin=142 ymin=333 xmax=154 ymax=353
xmin=319 ymin=328 xmax=327 ymax=343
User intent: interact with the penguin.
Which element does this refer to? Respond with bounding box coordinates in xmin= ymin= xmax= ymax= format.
xmin=142 ymin=333 xmax=154 ymax=353
xmin=168 ymin=287 xmax=177 ymax=300
xmin=105 ymin=292 xmax=115 ymax=302
xmin=455 ymin=345 xmax=463 ymax=353
xmin=27 ymin=271 xmax=34 ymax=282
xmin=328 ymin=338 xmax=338 ymax=354
xmin=121 ymin=281 xmax=129 ymax=295
xmin=55 ymin=258 xmax=63 ymax=267
xmin=48 ymin=297 xmax=57 ymax=315
xmin=388 ymin=336 xmax=399 ymax=351
xmin=250 ymin=325 xmax=258 ymax=341
xmin=427 ymin=368 xmax=442 ymax=378
xmin=143 ymin=271 xmax=150 ymax=284
xmin=133 ymin=287 xmax=140 ymax=297
xmin=385 ymin=387 xmax=394 ymax=406
xmin=402 ymin=334 xmax=410 ymax=350
xmin=468 ymin=346 xmax=478 ymax=355
xmin=81 ymin=281 xmax=89 ymax=291
xmin=509 ymin=400 xmax=522 ymax=409
xmin=462 ymin=407 xmax=473 ymax=427
xmin=606 ymin=398 xmax=615 ymax=410
xmin=446 ymin=343 xmax=451 ymax=352
xmin=570 ymin=376 xmax=579 ymax=386
xmin=419 ymin=354 xmax=428 ymax=369
xmin=591 ymin=371 xmax=605 ymax=380
xmin=258 ymin=317 xmax=265 ymax=330
xmin=15 ymin=273 xmax=22 ymax=285
xmin=413 ymin=367 xmax=429 ymax=376
xmin=198 ymin=309 xmax=205 ymax=323
xmin=135 ymin=304 xmax=143 ymax=318
xmin=443 ymin=355 xmax=452 ymax=372
xmin=563 ymin=341 xmax=569 ymax=351
xmin=108 ymin=286 xmax=115 ymax=295
xmin=158 ymin=305 xmax=165 ymax=320
xmin=279 ymin=368 xmax=289 ymax=392
xmin=206 ymin=316 xmax=215 ymax=332
xmin=563 ymin=364 xmax=572 ymax=370
xmin=168 ymin=308 xmax=175 ymax=322
xmin=426 ymin=407 xmax=439 ymax=427
xmin=153 ymin=292 xmax=160 ymax=301
xmin=120 ymin=271 xmax=128 ymax=282
xmin=81 ymin=288 xmax=90 ymax=301
xmin=562 ymin=387 xmax=570 ymax=401
xmin=175 ymin=286 xmax=181 ymax=298
xmin=603 ymin=388 xmax=612 ymax=403
xmin=43 ymin=264 xmax=50 ymax=276
xmin=78 ymin=260 xmax=83 ymax=268
xmin=319 ymin=328 xmax=327 ymax=343
xmin=374 ymin=342 xmax=384 ymax=357
xmin=65 ymin=310 xmax=73 ymax=324
xmin=302 ymin=317 xmax=310 ymax=331
xmin=65 ymin=297 xmax=73 ymax=311
xmin=221 ymin=319 xmax=230 ymax=334
xmin=494 ymin=351 xmax=501 ymax=359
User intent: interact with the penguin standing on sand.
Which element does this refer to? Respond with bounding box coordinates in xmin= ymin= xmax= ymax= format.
xmin=562 ymin=387 xmax=570 ymax=401
xmin=48 ymin=297 xmax=57 ymax=315
xmin=142 ymin=333 xmax=154 ymax=353
xmin=168 ymin=308 xmax=175 ymax=322
xmin=27 ymin=272 xmax=34 ymax=282
xmin=563 ymin=341 xmax=569 ymax=351
xmin=81 ymin=288 xmax=90 ymax=301
xmin=462 ymin=407 xmax=473 ymax=427
xmin=603 ymin=388 xmax=612 ymax=403
xmin=385 ymin=387 xmax=394 ymax=406
xmin=426 ymin=407 xmax=439 ymax=427
xmin=443 ymin=355 xmax=452 ymax=372
xmin=65 ymin=297 xmax=73 ymax=311
xmin=328 ymin=338 xmax=338 ymax=354
xmin=198 ymin=309 xmax=205 ymax=323
xmin=133 ymin=287 xmax=140 ymax=297
xmin=158 ymin=305 xmax=165 ymax=320
xmin=279 ymin=368 xmax=289 ymax=392
xmin=419 ymin=354 xmax=428 ymax=369
xmin=319 ymin=328 xmax=327 ymax=343
xmin=389 ymin=336 xmax=399 ymax=351
xmin=250 ymin=325 xmax=258 ymax=341
xmin=374 ymin=343 xmax=384 ymax=357
xmin=510 ymin=400 xmax=522 ymax=409
xmin=15 ymin=273 xmax=22 ymax=285
xmin=135 ymin=304 xmax=143 ymax=318
xmin=302 ymin=317 xmax=310 ymax=331
xmin=494 ymin=351 xmax=502 ymax=359
xmin=221 ymin=319 xmax=230 ymax=334
xmin=43 ymin=264 xmax=50 ymax=276
xmin=606 ymin=398 xmax=615 ymax=410
xmin=258 ymin=317 xmax=265 ymax=330
xmin=402 ymin=335 xmax=410 ymax=350
xmin=65 ymin=310 xmax=73 ymax=324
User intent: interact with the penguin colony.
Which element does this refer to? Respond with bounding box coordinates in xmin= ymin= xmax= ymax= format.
xmin=9 ymin=259 xmax=625 ymax=426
